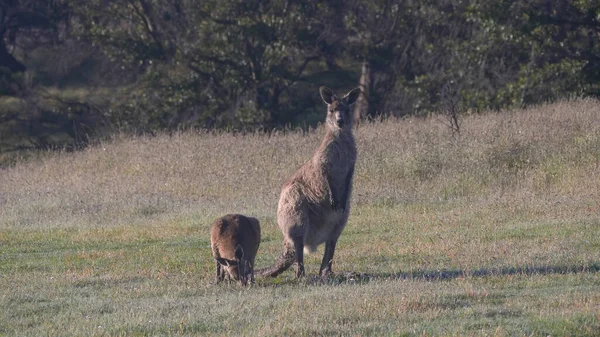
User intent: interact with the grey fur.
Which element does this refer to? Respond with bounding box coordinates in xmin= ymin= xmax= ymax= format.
xmin=258 ymin=86 xmax=360 ymax=278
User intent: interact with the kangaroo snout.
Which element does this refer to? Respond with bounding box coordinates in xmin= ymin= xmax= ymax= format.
xmin=335 ymin=112 xmax=345 ymax=128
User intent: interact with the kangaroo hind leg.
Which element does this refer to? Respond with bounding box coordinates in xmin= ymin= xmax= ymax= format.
xmin=293 ymin=237 xmax=305 ymax=278
xmin=319 ymin=239 xmax=338 ymax=279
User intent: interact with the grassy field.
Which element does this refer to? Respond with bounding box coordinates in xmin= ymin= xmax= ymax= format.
xmin=1 ymin=99 xmax=599 ymax=336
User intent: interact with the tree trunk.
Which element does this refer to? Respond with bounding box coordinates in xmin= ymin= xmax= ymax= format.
xmin=353 ymin=60 xmax=370 ymax=126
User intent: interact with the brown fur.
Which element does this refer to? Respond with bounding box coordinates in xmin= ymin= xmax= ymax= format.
xmin=258 ymin=86 xmax=360 ymax=278
xmin=210 ymin=214 xmax=261 ymax=286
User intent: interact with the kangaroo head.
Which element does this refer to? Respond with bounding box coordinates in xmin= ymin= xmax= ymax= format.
xmin=320 ymin=86 xmax=360 ymax=131
xmin=219 ymin=244 xmax=250 ymax=286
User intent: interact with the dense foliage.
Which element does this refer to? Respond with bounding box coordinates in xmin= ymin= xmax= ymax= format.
xmin=1 ymin=0 xmax=599 ymax=155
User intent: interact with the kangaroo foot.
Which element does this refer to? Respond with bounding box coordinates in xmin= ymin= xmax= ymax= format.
xmin=295 ymin=262 xmax=305 ymax=278
xmin=320 ymin=268 xmax=333 ymax=280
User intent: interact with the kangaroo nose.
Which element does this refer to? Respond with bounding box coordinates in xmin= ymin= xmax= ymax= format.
xmin=336 ymin=119 xmax=344 ymax=127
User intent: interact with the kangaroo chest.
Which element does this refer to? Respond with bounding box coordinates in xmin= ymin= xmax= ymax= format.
xmin=318 ymin=136 xmax=356 ymax=197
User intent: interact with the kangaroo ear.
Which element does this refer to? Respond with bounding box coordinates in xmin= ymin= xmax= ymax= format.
xmin=319 ymin=86 xmax=337 ymax=104
xmin=235 ymin=245 xmax=244 ymax=260
xmin=343 ymin=87 xmax=361 ymax=106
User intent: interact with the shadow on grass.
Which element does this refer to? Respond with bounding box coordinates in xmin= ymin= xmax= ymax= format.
xmin=382 ymin=262 xmax=600 ymax=281
xmin=258 ymin=262 xmax=600 ymax=286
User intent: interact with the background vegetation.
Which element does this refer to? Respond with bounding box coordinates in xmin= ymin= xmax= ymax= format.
xmin=1 ymin=0 xmax=599 ymax=163
xmin=1 ymin=99 xmax=599 ymax=335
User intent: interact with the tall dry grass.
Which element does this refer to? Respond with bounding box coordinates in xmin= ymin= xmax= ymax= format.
xmin=1 ymin=98 xmax=598 ymax=231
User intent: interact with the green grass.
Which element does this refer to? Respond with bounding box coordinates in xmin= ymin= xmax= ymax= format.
xmin=1 ymin=99 xmax=600 ymax=336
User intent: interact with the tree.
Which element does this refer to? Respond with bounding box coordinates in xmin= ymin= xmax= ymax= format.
xmin=0 ymin=0 xmax=68 ymax=94
xmin=344 ymin=0 xmax=403 ymax=121
xmin=70 ymin=0 xmax=358 ymax=130
xmin=517 ymin=0 xmax=600 ymax=98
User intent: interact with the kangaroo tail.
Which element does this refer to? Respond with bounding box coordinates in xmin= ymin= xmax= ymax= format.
xmin=256 ymin=242 xmax=296 ymax=277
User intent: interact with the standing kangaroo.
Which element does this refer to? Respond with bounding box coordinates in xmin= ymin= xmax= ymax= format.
xmin=210 ymin=214 xmax=261 ymax=286
xmin=259 ymin=86 xmax=360 ymax=278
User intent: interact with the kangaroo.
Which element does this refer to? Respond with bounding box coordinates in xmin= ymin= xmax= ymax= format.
xmin=258 ymin=86 xmax=360 ymax=279
xmin=210 ymin=214 xmax=261 ymax=286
